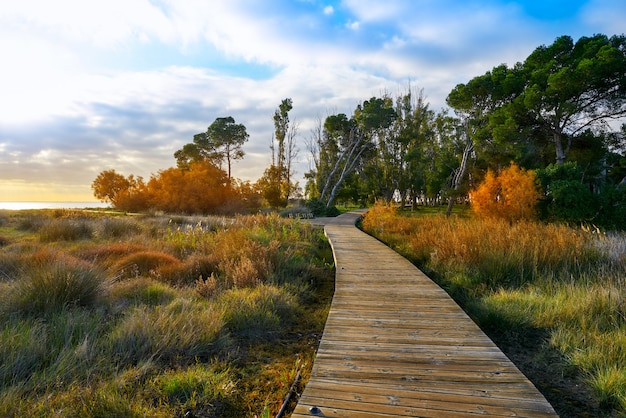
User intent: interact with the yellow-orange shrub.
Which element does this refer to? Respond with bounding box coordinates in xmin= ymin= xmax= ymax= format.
xmin=471 ymin=163 xmax=542 ymax=222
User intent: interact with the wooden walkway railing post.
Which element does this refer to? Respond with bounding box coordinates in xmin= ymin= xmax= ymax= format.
xmin=292 ymin=211 xmax=557 ymax=417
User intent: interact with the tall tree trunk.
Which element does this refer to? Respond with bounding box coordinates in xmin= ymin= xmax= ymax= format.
xmin=446 ymin=128 xmax=473 ymax=217
xmin=554 ymin=131 xmax=566 ymax=165
xmin=326 ymin=144 xmax=368 ymax=208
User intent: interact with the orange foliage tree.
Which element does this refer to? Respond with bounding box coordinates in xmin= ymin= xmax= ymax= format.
xmin=470 ymin=163 xmax=542 ymax=221
xmin=147 ymin=161 xmax=229 ymax=214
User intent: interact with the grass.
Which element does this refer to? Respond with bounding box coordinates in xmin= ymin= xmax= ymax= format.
xmin=362 ymin=203 xmax=626 ymax=417
xmin=0 ymin=209 xmax=334 ymax=417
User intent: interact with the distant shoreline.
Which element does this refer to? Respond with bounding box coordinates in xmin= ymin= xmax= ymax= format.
xmin=0 ymin=202 xmax=110 ymax=210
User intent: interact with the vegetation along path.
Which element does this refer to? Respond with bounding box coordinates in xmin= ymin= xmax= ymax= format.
xmin=292 ymin=210 xmax=557 ymax=417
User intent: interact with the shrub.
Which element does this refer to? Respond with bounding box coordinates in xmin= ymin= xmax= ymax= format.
xmin=0 ymin=310 xmax=106 ymax=393
xmin=0 ymin=320 xmax=48 ymax=389
xmin=0 ymin=253 xmax=19 ymax=282
xmin=536 ymin=162 xmax=598 ymax=224
xmin=78 ymin=243 xmax=149 ymax=267
xmin=112 ymin=251 xmax=181 ymax=279
xmin=95 ymin=217 xmax=143 ymax=239
xmin=218 ymin=284 xmax=298 ymax=340
xmin=109 ymin=277 xmax=179 ymax=307
xmin=39 ymin=218 xmax=94 ymax=242
xmin=109 ymin=298 xmax=229 ymax=365
xmin=5 ymin=260 xmax=108 ymax=315
xmin=195 ymin=275 xmax=220 ymax=299
xmin=470 ymin=163 xmax=541 ymax=222
xmin=17 ymin=213 xmax=47 ymax=232
xmin=155 ymin=364 xmax=234 ymax=407
xmin=306 ymin=198 xmax=340 ymax=217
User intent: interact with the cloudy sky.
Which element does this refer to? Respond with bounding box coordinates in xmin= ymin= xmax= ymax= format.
xmin=1 ymin=0 xmax=624 ymax=202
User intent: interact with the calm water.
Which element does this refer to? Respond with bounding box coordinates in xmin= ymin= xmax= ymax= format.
xmin=0 ymin=202 xmax=110 ymax=210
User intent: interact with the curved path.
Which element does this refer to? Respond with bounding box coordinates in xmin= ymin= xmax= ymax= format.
xmin=292 ymin=211 xmax=557 ymax=417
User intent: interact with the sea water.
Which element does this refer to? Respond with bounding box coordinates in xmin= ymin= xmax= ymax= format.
xmin=0 ymin=202 xmax=110 ymax=210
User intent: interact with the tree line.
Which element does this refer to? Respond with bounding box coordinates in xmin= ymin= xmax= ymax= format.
xmin=93 ymin=34 xmax=626 ymax=228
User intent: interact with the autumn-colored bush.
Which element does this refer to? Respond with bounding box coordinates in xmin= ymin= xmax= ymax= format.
xmin=470 ymin=163 xmax=542 ymax=222
xmin=78 ymin=243 xmax=149 ymax=266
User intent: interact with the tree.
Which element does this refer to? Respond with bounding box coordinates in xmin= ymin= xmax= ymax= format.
xmin=256 ymin=164 xmax=285 ymax=208
xmin=313 ymin=97 xmax=396 ymax=208
xmin=471 ymin=163 xmax=542 ymax=221
xmin=147 ymin=161 xmax=229 ymax=214
xmin=452 ymin=34 xmax=626 ymax=169
xmin=259 ymin=99 xmax=298 ymax=208
xmin=535 ymin=162 xmax=597 ymax=223
xmin=175 ymin=116 xmax=248 ymax=180
xmin=518 ymin=34 xmax=626 ymax=165
xmin=92 ymin=169 xmax=131 ymax=206
xmin=92 ymin=170 xmax=148 ymax=211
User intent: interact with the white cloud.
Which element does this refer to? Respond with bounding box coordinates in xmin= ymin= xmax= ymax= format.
xmin=345 ymin=20 xmax=360 ymax=30
xmin=323 ymin=5 xmax=334 ymax=15
xmin=0 ymin=0 xmax=175 ymax=48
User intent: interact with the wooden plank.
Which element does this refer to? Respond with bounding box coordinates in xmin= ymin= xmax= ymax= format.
xmin=294 ymin=211 xmax=557 ymax=417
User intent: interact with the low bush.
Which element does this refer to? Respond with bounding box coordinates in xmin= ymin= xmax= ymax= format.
xmin=109 ymin=277 xmax=179 ymax=307
xmin=155 ymin=364 xmax=235 ymax=409
xmin=4 ymin=260 xmax=108 ymax=315
xmin=111 ymin=251 xmax=182 ymax=279
xmin=219 ymin=284 xmax=299 ymax=341
xmin=94 ymin=216 xmax=143 ymax=239
xmin=77 ymin=242 xmax=150 ymax=267
xmin=39 ymin=218 xmax=94 ymax=242
xmin=109 ymin=298 xmax=230 ymax=366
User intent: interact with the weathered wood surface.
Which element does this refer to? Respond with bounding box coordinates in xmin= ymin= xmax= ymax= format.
xmin=293 ymin=211 xmax=557 ymax=417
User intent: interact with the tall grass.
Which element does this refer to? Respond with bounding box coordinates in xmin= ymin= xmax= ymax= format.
xmin=0 ymin=210 xmax=334 ymax=417
xmin=39 ymin=217 xmax=94 ymax=242
xmin=362 ymin=204 xmax=626 ymax=415
xmin=109 ymin=298 xmax=230 ymax=366
xmin=3 ymin=259 xmax=108 ymax=315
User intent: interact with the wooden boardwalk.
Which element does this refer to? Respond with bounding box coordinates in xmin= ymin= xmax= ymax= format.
xmin=292 ymin=211 xmax=557 ymax=417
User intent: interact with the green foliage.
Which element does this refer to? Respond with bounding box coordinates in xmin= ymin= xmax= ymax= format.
xmin=536 ymin=162 xmax=597 ymax=223
xmin=175 ymin=116 xmax=248 ymax=179
xmin=306 ymin=197 xmax=339 ymax=217
xmin=597 ymin=184 xmax=626 ymax=230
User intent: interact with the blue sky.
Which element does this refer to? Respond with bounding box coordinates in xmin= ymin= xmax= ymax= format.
xmin=1 ymin=0 xmax=624 ymax=201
